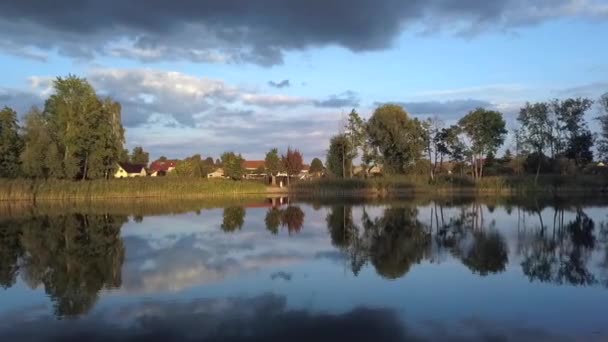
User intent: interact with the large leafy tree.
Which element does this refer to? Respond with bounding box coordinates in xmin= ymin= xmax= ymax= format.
xmin=221 ymin=151 xmax=245 ymax=180
xmin=597 ymin=93 xmax=608 ymax=161
xmin=129 ymin=146 xmax=149 ymax=165
xmin=421 ymin=117 xmax=445 ymax=181
xmin=517 ymin=102 xmax=552 ymax=183
xmin=282 ymin=147 xmax=303 ymax=185
xmin=42 ymin=75 xmax=125 ymax=180
xmin=458 ymin=108 xmax=507 ymax=179
xmin=326 ymin=134 xmax=353 ymax=178
xmin=552 ymin=98 xmax=594 ymax=165
xmin=366 ymin=104 xmax=424 ymax=174
xmin=0 ymin=106 xmax=23 ymax=178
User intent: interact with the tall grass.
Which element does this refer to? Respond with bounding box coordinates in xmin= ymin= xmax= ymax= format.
xmin=290 ymin=174 xmax=608 ymax=196
xmin=0 ymin=177 xmax=267 ymax=201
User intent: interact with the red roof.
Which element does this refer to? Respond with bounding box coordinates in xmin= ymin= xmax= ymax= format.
xmin=150 ymin=160 xmax=178 ymax=172
xmin=242 ymin=160 xmax=265 ymax=169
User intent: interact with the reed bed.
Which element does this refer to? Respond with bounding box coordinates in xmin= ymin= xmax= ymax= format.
xmin=0 ymin=177 xmax=267 ymax=201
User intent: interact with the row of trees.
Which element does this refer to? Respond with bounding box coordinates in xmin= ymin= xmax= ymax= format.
xmin=327 ymin=93 xmax=608 ymax=182
xmin=0 ymin=76 xmax=126 ymax=180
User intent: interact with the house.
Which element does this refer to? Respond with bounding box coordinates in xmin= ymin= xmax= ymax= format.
xmin=298 ymin=164 xmax=310 ymax=179
xmin=353 ymin=165 xmax=383 ymax=177
xmin=114 ymin=162 xmax=147 ymax=178
xmin=243 ymin=160 xmax=266 ymax=174
xmin=207 ymin=168 xmax=225 ymax=178
xmin=149 ymin=160 xmax=178 ymax=177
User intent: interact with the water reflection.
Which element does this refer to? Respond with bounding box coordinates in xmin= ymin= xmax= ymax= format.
xmin=0 ymin=214 xmax=125 ymax=318
xmin=1 ymin=196 xmax=608 ymax=325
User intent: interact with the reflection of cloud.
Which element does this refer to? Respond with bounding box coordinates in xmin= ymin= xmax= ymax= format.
xmin=120 ymin=229 xmax=332 ymax=293
xmin=270 ymin=271 xmax=293 ymax=281
xmin=0 ymin=294 xmax=595 ymax=341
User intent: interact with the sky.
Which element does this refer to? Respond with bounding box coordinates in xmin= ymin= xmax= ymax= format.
xmin=1 ymin=0 xmax=608 ymax=161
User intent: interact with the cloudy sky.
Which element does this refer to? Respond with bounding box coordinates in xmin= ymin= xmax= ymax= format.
xmin=1 ymin=0 xmax=608 ymax=160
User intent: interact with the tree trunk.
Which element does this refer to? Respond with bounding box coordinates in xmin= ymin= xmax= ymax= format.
xmin=535 ymin=158 xmax=541 ymax=186
xmin=82 ymin=153 xmax=89 ymax=181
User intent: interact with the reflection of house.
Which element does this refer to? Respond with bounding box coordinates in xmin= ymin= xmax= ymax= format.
xmin=207 ymin=168 xmax=225 ymax=178
xmin=115 ymin=162 xmax=147 ymax=178
xmin=149 ymin=160 xmax=178 ymax=177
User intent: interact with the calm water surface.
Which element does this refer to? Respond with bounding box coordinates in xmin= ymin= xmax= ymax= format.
xmin=1 ymin=196 xmax=607 ymax=341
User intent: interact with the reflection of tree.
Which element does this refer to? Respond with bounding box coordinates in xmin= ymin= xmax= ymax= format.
xmin=281 ymin=206 xmax=305 ymax=235
xmin=263 ymin=206 xmax=305 ymax=235
xmin=0 ymin=222 xmax=23 ymax=288
xmin=363 ymin=208 xmax=431 ymax=279
xmin=221 ymin=207 xmax=245 ymax=232
xmin=459 ymin=231 xmax=508 ymax=276
xmin=265 ymin=208 xmax=282 ymax=234
xmin=326 ymin=206 xmax=430 ymax=279
xmin=434 ymin=204 xmax=508 ymax=276
xmin=326 ymin=206 xmax=366 ymax=275
xmin=4 ymin=214 xmax=127 ymax=318
xmin=521 ymin=208 xmax=597 ymax=286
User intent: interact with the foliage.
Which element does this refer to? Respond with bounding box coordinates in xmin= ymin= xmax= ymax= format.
xmin=326 ymin=134 xmax=353 ymax=178
xmin=173 ymin=154 xmax=214 ymax=177
xmin=309 ymin=158 xmax=324 ymax=175
xmin=597 ymin=93 xmax=608 ymax=161
xmin=264 ymin=148 xmax=282 ymax=176
xmin=19 ymin=76 xmax=125 ymax=180
xmin=221 ymin=152 xmax=245 ymax=180
xmin=367 ymin=104 xmax=424 ymax=174
xmin=265 ymin=208 xmax=282 ymax=234
xmin=458 ymin=108 xmax=507 ymax=179
xmin=344 ymin=109 xmax=366 ymax=176
xmin=130 ymin=146 xmax=149 ymax=165
xmin=0 ymin=106 xmax=23 ymax=177
xmin=552 ymin=98 xmax=594 ymax=165
xmin=281 ymin=205 xmax=305 ymax=234
xmin=282 ymin=147 xmax=303 ymax=177
xmin=421 ymin=117 xmax=445 ymax=181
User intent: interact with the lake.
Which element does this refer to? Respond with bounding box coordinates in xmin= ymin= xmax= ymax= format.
xmin=1 ymin=196 xmax=607 ymax=341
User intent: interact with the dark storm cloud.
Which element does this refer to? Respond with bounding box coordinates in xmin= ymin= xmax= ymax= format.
xmin=0 ymin=0 xmax=604 ymax=65
xmin=268 ymin=80 xmax=291 ymax=89
xmin=315 ymin=91 xmax=360 ymax=108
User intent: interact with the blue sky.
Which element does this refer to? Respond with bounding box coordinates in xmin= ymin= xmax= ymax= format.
xmin=1 ymin=1 xmax=608 ymax=160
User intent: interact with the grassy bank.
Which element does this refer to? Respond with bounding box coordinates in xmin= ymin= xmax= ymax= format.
xmin=0 ymin=177 xmax=267 ymax=201
xmin=290 ymin=174 xmax=608 ymax=196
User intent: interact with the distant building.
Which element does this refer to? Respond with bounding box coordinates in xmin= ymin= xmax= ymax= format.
xmin=207 ymin=168 xmax=225 ymax=178
xmin=114 ymin=162 xmax=147 ymax=178
xmin=149 ymin=160 xmax=178 ymax=177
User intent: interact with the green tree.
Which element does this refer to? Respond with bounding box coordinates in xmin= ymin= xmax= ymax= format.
xmin=174 ymin=154 xmax=211 ymax=177
xmin=43 ymin=75 xmax=125 ymax=180
xmin=597 ymin=93 xmax=608 ymax=161
xmin=309 ymin=157 xmax=324 ymax=176
xmin=326 ymin=134 xmax=353 ymax=178
xmin=517 ymin=102 xmax=552 ymax=184
xmin=265 ymin=148 xmax=282 ymax=185
xmin=221 ymin=207 xmax=246 ymax=232
xmin=458 ymin=108 xmax=507 ymax=179
xmin=221 ymin=152 xmax=245 ymax=180
xmin=130 ymin=146 xmax=149 ymax=165
xmin=0 ymin=106 xmax=23 ymax=178
xmin=553 ymin=98 xmax=594 ymax=166
xmin=421 ymin=117 xmax=445 ymax=181
xmin=345 ymin=109 xmax=366 ymax=177
xmin=367 ymin=104 xmax=424 ymax=174
xmin=20 ymin=107 xmax=59 ymax=178
xmin=282 ymin=147 xmax=303 ymax=185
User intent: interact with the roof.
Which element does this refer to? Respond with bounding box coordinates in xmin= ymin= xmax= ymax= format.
xmin=118 ymin=162 xmax=146 ymax=174
xmin=242 ymin=160 xmax=265 ymax=169
xmin=150 ymin=160 xmax=178 ymax=172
